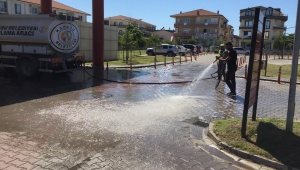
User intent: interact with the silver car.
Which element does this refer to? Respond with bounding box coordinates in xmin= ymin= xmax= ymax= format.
xmin=233 ymin=47 xmax=250 ymax=55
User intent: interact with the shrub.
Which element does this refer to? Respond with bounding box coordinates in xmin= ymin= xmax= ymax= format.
xmin=214 ymin=50 xmax=219 ymax=54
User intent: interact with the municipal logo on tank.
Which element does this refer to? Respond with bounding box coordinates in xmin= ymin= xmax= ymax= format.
xmin=39 ymin=24 xmax=48 ymax=33
xmin=50 ymin=23 xmax=79 ymax=51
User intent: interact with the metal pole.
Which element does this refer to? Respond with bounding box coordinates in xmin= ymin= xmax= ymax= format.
xmin=92 ymin=0 xmax=104 ymax=69
xmin=286 ymin=0 xmax=300 ymax=132
xmin=283 ymin=31 xmax=285 ymax=59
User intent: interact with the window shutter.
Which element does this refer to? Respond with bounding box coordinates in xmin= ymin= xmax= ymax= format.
xmin=15 ymin=4 xmax=17 ymax=14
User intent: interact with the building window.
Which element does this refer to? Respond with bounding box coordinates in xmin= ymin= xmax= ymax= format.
xmin=183 ymin=18 xmax=190 ymax=25
xmin=264 ymin=31 xmax=269 ymax=39
xmin=15 ymin=4 xmax=21 ymax=14
xmin=204 ymin=18 xmax=211 ymax=25
xmin=265 ymin=20 xmax=270 ymax=29
xmin=79 ymin=16 xmax=83 ymax=21
xmin=266 ymin=7 xmax=273 ymax=16
xmin=245 ymin=21 xmax=253 ymax=27
xmin=30 ymin=6 xmax=38 ymax=14
xmin=119 ymin=22 xmax=123 ymax=26
xmin=245 ymin=10 xmax=252 ymax=16
xmin=118 ymin=30 xmax=123 ymax=35
xmin=243 ymin=31 xmax=252 ymax=36
xmin=203 ymin=29 xmax=210 ymax=33
xmin=0 ymin=1 xmax=7 ymax=12
xmin=113 ymin=22 xmax=117 ymax=26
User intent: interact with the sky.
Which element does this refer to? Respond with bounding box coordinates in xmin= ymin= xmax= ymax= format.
xmin=56 ymin=0 xmax=298 ymax=35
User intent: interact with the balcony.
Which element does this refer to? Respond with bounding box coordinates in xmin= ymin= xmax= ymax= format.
xmin=174 ymin=31 xmax=218 ymax=39
xmin=273 ymin=25 xmax=286 ymax=30
xmin=221 ymin=24 xmax=228 ymax=29
xmin=265 ymin=14 xmax=288 ymax=21
xmin=239 ymin=25 xmax=253 ymax=29
xmin=174 ymin=22 xmax=218 ymax=28
xmin=173 ymin=31 xmax=195 ymax=37
xmin=240 ymin=13 xmax=288 ymax=21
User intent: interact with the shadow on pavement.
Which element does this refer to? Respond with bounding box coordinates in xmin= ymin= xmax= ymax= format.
xmin=248 ymin=122 xmax=300 ymax=168
xmin=0 ymin=68 xmax=149 ymax=107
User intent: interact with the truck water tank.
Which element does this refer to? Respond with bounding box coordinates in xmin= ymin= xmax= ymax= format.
xmin=0 ymin=14 xmax=80 ymax=55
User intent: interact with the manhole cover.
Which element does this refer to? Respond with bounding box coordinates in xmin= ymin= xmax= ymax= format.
xmin=183 ymin=117 xmax=209 ymax=128
xmin=80 ymin=92 xmax=113 ymax=100
xmin=92 ymin=93 xmax=113 ymax=99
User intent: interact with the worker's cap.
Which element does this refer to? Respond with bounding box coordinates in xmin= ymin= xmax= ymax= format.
xmin=220 ymin=44 xmax=225 ymax=47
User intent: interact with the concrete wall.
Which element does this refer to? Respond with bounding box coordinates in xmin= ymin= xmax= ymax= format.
xmin=75 ymin=21 xmax=118 ymax=62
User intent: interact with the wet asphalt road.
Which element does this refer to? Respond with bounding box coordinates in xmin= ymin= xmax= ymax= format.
xmin=0 ymin=55 xmax=298 ymax=170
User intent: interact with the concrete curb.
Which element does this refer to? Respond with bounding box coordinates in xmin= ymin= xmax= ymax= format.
xmin=207 ymin=123 xmax=300 ymax=170
xmin=235 ymin=76 xmax=300 ymax=85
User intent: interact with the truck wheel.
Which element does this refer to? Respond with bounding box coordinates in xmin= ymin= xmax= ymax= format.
xmin=148 ymin=51 xmax=154 ymax=56
xmin=18 ymin=58 xmax=36 ymax=77
xmin=167 ymin=52 xmax=173 ymax=57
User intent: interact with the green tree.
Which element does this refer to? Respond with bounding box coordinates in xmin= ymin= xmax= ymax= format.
xmin=122 ymin=24 xmax=144 ymax=62
xmin=149 ymin=35 xmax=161 ymax=46
xmin=137 ymin=37 xmax=147 ymax=55
xmin=245 ymin=42 xmax=251 ymax=47
xmin=273 ymin=34 xmax=285 ymax=59
xmin=188 ymin=38 xmax=196 ymax=44
xmin=217 ymin=37 xmax=223 ymax=45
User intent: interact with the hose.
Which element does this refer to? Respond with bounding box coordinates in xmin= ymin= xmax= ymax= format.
xmin=82 ymin=67 xmax=193 ymax=85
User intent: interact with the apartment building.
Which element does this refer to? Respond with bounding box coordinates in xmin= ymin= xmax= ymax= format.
xmin=0 ymin=0 xmax=90 ymax=22
xmin=104 ymin=15 xmax=156 ymax=37
xmin=239 ymin=6 xmax=288 ymax=50
xmin=170 ymin=9 xmax=232 ymax=46
xmin=153 ymin=29 xmax=175 ymax=41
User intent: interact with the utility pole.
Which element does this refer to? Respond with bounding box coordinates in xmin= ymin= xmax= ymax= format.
xmin=286 ymin=0 xmax=300 ymax=132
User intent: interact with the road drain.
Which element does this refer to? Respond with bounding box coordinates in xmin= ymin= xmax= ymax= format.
xmin=183 ymin=117 xmax=209 ymax=128
xmin=92 ymin=93 xmax=113 ymax=99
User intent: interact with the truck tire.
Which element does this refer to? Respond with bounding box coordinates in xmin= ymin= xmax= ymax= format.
xmin=148 ymin=51 xmax=154 ymax=56
xmin=18 ymin=58 xmax=36 ymax=78
xmin=167 ymin=52 xmax=173 ymax=57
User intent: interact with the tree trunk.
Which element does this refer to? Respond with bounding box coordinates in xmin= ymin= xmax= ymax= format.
xmin=139 ymin=48 xmax=141 ymax=55
xmin=123 ymin=49 xmax=125 ymax=62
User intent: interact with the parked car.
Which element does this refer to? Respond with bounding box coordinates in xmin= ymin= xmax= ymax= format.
xmin=233 ymin=47 xmax=250 ymax=55
xmin=182 ymin=44 xmax=197 ymax=54
xmin=146 ymin=44 xmax=178 ymax=57
xmin=177 ymin=45 xmax=189 ymax=56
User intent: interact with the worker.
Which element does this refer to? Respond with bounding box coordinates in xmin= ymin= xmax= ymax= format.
xmin=219 ymin=42 xmax=238 ymax=96
xmin=215 ymin=44 xmax=228 ymax=89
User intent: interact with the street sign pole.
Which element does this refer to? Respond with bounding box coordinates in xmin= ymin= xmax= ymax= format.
xmin=286 ymin=0 xmax=300 ymax=132
xmin=241 ymin=8 xmax=266 ymax=138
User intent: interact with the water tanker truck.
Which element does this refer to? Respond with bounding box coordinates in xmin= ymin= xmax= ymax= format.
xmin=0 ymin=14 xmax=84 ymax=77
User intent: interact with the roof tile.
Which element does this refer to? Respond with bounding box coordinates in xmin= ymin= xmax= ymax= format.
xmin=105 ymin=15 xmax=155 ymax=26
xmin=21 ymin=0 xmax=90 ymax=15
xmin=170 ymin=9 xmax=222 ymax=17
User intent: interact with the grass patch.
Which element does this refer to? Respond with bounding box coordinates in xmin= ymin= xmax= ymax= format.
xmin=117 ymin=50 xmax=147 ymax=57
xmin=261 ymin=64 xmax=300 ymax=79
xmin=214 ymin=118 xmax=300 ymax=168
xmin=86 ymin=55 xmax=181 ymax=66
